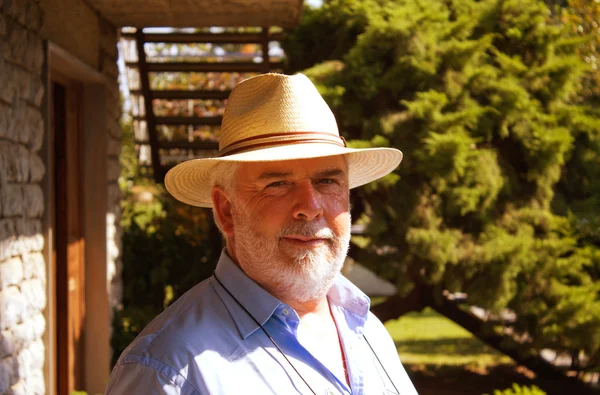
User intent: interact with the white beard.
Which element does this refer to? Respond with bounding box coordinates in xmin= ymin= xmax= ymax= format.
xmin=232 ymin=205 xmax=351 ymax=303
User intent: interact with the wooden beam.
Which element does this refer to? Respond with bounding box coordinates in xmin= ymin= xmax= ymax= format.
xmin=158 ymin=141 xmax=220 ymax=150
xmin=126 ymin=61 xmax=284 ymax=73
xmin=122 ymin=32 xmax=285 ymax=44
xmin=261 ymin=27 xmax=270 ymax=74
xmin=155 ymin=116 xmax=222 ymax=126
xmin=130 ymin=89 xmax=231 ymax=100
xmin=135 ymin=30 xmax=163 ymax=183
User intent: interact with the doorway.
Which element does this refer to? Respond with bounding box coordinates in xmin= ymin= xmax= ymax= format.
xmin=51 ymin=74 xmax=86 ymax=394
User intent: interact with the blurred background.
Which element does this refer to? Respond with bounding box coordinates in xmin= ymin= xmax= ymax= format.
xmin=0 ymin=0 xmax=598 ymax=394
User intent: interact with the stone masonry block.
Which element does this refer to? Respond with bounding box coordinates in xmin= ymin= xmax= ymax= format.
xmin=0 ymin=141 xmax=30 ymax=183
xmin=7 ymin=314 xmax=45 ymax=362
xmin=27 ymin=106 xmax=43 ymax=152
xmin=0 ymin=330 xmax=16 ymax=359
xmin=0 ymin=219 xmax=17 ymax=262
xmin=21 ymin=185 xmax=43 ymax=218
xmin=3 ymin=0 xmax=26 ymax=26
xmin=0 ymin=286 xmax=26 ymax=330
xmin=0 ymin=257 xmax=23 ymax=290
xmin=20 ymin=278 xmax=45 ymax=312
xmin=6 ymin=18 xmax=27 ymax=64
xmin=24 ymin=32 xmax=43 ymax=74
xmin=0 ymin=217 xmax=16 ymax=248
xmin=16 ymin=340 xmax=44 ymax=381
xmin=0 ymin=96 xmax=17 ymax=140
xmin=0 ymin=220 xmax=44 ymax=261
xmin=9 ymin=101 xmax=27 ymax=144
xmin=0 ymin=14 xmax=6 ymax=37
xmin=14 ymin=218 xmax=43 ymax=255
xmin=0 ymin=62 xmax=17 ymax=105
xmin=9 ymin=379 xmax=26 ymax=395
xmin=24 ymin=1 xmax=43 ymax=32
xmin=21 ymin=253 xmax=44 ymax=282
xmin=29 ymin=339 xmax=44 ymax=370
xmin=0 ymin=354 xmax=18 ymax=393
xmin=1 ymin=184 xmax=23 ymax=216
xmin=10 ymin=367 xmax=44 ymax=395
xmin=24 ymin=368 xmax=45 ymax=395
xmin=31 ymin=313 xmax=44 ymax=340
xmin=16 ymin=347 xmax=31 ymax=386
xmin=0 ymin=29 xmax=7 ymax=57
xmin=28 ymin=76 xmax=44 ymax=108
xmin=28 ymin=153 xmax=44 ymax=183
xmin=14 ymin=218 xmax=41 ymax=238
xmin=12 ymin=319 xmax=34 ymax=348
xmin=14 ymin=67 xmax=31 ymax=103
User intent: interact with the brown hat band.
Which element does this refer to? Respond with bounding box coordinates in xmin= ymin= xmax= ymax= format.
xmin=219 ymin=132 xmax=347 ymax=157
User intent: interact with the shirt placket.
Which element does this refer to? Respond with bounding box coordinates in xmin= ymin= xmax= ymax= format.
xmin=269 ymin=305 xmax=352 ymax=395
xmin=330 ymin=305 xmax=367 ymax=395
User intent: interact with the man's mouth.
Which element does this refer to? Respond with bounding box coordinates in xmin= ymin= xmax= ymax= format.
xmin=281 ymin=235 xmax=329 ymax=246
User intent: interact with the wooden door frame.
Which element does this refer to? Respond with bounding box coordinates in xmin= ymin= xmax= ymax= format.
xmin=44 ymin=42 xmax=112 ymax=395
xmin=51 ymin=69 xmax=87 ymax=395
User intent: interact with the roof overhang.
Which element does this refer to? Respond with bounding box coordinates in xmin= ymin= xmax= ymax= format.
xmin=85 ymin=0 xmax=304 ymax=28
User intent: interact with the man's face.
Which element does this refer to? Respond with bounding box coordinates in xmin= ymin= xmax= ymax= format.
xmin=229 ymin=155 xmax=351 ymax=303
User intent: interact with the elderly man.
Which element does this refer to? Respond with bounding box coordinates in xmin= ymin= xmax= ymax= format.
xmin=106 ymin=73 xmax=418 ymax=394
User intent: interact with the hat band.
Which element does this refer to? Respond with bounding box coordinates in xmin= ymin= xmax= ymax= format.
xmin=219 ymin=132 xmax=347 ymax=157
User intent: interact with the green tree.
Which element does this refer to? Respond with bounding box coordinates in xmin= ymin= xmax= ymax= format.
xmin=283 ymin=0 xmax=600 ymax=385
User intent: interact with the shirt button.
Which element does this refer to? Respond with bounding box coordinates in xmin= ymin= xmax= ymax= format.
xmin=282 ymin=308 xmax=289 ymax=315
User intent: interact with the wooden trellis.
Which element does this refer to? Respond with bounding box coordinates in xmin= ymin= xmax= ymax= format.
xmin=121 ymin=28 xmax=285 ymax=183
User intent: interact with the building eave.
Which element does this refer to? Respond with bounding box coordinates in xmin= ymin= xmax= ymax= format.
xmin=85 ymin=0 xmax=304 ymax=28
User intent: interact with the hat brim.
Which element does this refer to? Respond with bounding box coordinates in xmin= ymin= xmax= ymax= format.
xmin=164 ymin=143 xmax=403 ymax=208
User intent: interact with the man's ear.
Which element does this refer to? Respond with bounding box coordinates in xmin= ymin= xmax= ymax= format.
xmin=212 ymin=186 xmax=234 ymax=236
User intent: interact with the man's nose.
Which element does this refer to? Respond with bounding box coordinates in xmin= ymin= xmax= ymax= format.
xmin=292 ymin=181 xmax=323 ymax=221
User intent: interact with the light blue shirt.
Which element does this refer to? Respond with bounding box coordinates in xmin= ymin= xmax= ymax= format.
xmin=106 ymin=250 xmax=418 ymax=395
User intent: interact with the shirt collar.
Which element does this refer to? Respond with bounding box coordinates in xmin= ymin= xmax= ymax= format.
xmin=328 ymin=273 xmax=371 ymax=320
xmin=212 ymin=249 xmax=372 ymax=338
xmin=212 ymin=249 xmax=282 ymax=339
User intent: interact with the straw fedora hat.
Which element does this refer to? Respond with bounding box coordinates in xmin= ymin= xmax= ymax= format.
xmin=165 ymin=73 xmax=402 ymax=208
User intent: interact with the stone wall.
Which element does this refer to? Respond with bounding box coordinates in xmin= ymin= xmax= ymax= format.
xmin=0 ymin=0 xmax=123 ymax=393
xmin=100 ymin=17 xmax=123 ymax=328
xmin=0 ymin=0 xmax=47 ymax=394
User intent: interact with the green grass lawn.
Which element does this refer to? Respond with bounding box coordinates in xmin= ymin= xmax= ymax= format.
xmin=385 ymin=307 xmax=512 ymax=368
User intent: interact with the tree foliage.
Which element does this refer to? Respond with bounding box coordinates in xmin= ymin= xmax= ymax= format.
xmin=112 ymin=185 xmax=221 ymax=366
xmin=283 ymin=0 xmax=600 ymax=377
xmin=555 ymin=0 xmax=600 ymax=102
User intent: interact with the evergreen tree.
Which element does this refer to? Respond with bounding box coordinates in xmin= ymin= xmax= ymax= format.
xmin=284 ymin=0 xmax=600 ymax=381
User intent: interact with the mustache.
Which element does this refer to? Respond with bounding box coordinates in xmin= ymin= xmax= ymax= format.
xmin=278 ymin=221 xmax=335 ymax=239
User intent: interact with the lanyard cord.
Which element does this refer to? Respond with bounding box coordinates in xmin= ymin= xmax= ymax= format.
xmin=213 ymin=272 xmax=317 ymax=395
xmin=362 ymin=334 xmax=400 ymax=394
xmin=213 ymin=272 xmax=401 ymax=395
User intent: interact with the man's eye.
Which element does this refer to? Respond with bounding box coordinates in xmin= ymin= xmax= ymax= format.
xmin=266 ymin=181 xmax=286 ymax=188
xmin=317 ymin=178 xmax=335 ymax=185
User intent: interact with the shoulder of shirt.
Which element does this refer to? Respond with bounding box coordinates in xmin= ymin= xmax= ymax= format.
xmin=114 ymin=275 xmax=238 ymax=369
